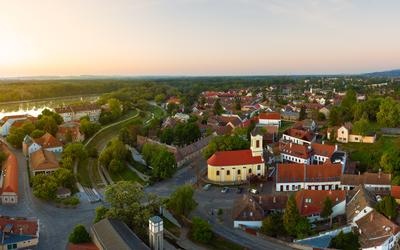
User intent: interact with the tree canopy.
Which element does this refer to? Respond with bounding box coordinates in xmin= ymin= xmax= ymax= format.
xmin=68 ymin=224 xmax=91 ymax=244
xmin=167 ymin=185 xmax=197 ymax=217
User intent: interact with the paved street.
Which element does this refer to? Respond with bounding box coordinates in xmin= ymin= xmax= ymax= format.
xmin=0 ymin=141 xmax=99 ymax=249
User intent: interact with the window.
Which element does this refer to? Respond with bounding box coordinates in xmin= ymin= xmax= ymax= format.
xmin=256 ymin=140 xmax=260 ymax=148
xmin=216 ymin=171 xmax=220 ymax=176
xmin=257 ymin=165 xmax=261 ymax=170
xmin=249 ymin=169 xmax=252 ymax=174
xmin=237 ymin=170 xmax=241 ymax=175
xmin=226 ymin=170 xmax=230 ymax=176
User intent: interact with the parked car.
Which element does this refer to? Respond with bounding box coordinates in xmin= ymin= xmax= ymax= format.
xmin=249 ymin=188 xmax=259 ymax=195
xmin=221 ymin=187 xmax=229 ymax=193
xmin=236 ymin=187 xmax=243 ymax=194
xmin=203 ymin=184 xmax=212 ymax=191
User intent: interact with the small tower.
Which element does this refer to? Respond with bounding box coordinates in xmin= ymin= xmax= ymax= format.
xmin=250 ymin=127 xmax=263 ymax=157
xmin=149 ymin=216 xmax=163 ymax=250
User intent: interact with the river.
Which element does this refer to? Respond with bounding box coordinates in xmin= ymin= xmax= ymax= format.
xmin=0 ymin=94 xmax=100 ymax=119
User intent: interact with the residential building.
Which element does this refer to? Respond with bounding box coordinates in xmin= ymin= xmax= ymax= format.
xmin=233 ymin=194 xmax=288 ymax=229
xmin=391 ymin=186 xmax=400 ymax=204
xmin=0 ymin=216 xmax=39 ymax=250
xmin=173 ymin=113 xmax=190 ymax=123
xmin=279 ymin=142 xmax=311 ymax=164
xmin=207 ymin=129 xmax=265 ymax=184
xmin=294 ymin=119 xmax=317 ymax=132
xmin=346 ymin=186 xmax=400 ymax=250
xmin=282 ymin=128 xmax=315 ymax=145
xmin=0 ymin=145 xmax=18 ymax=204
xmin=329 ymin=122 xmax=376 ymax=144
xmin=295 ymin=190 xmax=346 ymax=222
xmin=280 ymin=111 xmax=299 ymax=121
xmin=54 ymin=104 xmax=101 ymax=122
xmin=23 ymin=133 xmax=63 ymax=157
xmin=276 ymin=162 xmax=342 ymax=192
xmin=340 ymin=172 xmax=391 ymax=192
xmin=0 ymin=114 xmax=36 ymax=136
xmin=92 ymin=218 xmax=149 ymax=250
xmin=56 ymin=122 xmax=84 ymax=143
xmin=29 ymin=149 xmax=60 ymax=176
xmin=258 ymin=112 xmax=281 ymax=127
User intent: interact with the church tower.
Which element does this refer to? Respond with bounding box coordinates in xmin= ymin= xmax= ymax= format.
xmin=250 ymin=127 xmax=263 ymax=157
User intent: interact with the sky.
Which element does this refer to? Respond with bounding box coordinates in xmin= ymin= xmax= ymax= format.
xmin=0 ymin=0 xmax=399 ymax=77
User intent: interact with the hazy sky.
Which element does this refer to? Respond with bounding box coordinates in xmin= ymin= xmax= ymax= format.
xmin=0 ymin=0 xmax=399 ymax=76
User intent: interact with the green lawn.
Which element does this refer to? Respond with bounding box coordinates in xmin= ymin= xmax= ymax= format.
xmin=77 ymin=158 xmax=91 ymax=187
xmin=109 ymin=165 xmax=146 ymax=185
xmin=341 ymin=136 xmax=399 ymax=172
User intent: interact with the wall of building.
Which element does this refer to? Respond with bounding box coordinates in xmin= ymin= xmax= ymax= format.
xmin=259 ymin=119 xmax=280 ymax=127
xmin=208 ymin=163 xmax=265 ymax=183
xmin=281 ymin=153 xmax=310 ymax=164
xmin=233 ymin=220 xmax=262 ymax=229
xmin=349 ymin=134 xmax=376 ymax=144
xmin=282 ymin=135 xmax=312 ymax=145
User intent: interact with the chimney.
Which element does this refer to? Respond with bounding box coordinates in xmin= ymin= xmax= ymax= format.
xmin=322 ymin=141 xmax=324 ymax=145
xmin=370 ymin=213 xmax=374 ymax=222
xmin=290 ymin=142 xmax=292 ymax=148
xmin=379 ymin=168 xmax=381 ymax=178
xmin=259 ymin=196 xmax=262 ymax=205
xmin=335 ymin=144 xmax=338 ymax=151
xmin=273 ymin=196 xmax=276 ymax=203
xmin=358 ymin=171 xmax=360 ymax=176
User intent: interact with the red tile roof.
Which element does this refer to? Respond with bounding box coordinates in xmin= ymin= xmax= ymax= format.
xmin=284 ymin=128 xmax=315 ymax=141
xmin=208 ymin=149 xmax=264 ymax=167
xmin=259 ymin=112 xmax=281 ymax=120
xmin=295 ymin=190 xmax=346 ymax=217
xmin=0 ymin=217 xmax=38 ymax=236
xmin=391 ymin=186 xmax=400 ymax=199
xmin=0 ymin=114 xmax=29 ymax=123
xmin=279 ymin=141 xmax=311 ymax=159
xmin=277 ymin=162 xmax=342 ymax=183
xmin=68 ymin=243 xmax=99 ymax=250
xmin=311 ymin=143 xmax=336 ymax=158
xmin=1 ymin=145 xmax=18 ymax=194
xmin=34 ymin=132 xmax=63 ymax=148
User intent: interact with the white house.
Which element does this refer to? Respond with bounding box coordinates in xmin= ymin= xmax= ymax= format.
xmin=295 ymin=189 xmax=346 ymax=222
xmin=282 ymin=128 xmax=316 ymax=145
xmin=54 ymin=104 xmax=101 ymax=122
xmin=279 ymin=142 xmax=311 ymax=164
xmin=276 ymin=162 xmax=342 ymax=192
xmin=340 ymin=172 xmax=391 ymax=192
xmin=258 ymin=112 xmax=281 ymax=127
xmin=23 ymin=133 xmax=63 ymax=157
xmin=0 ymin=115 xmax=36 ymax=136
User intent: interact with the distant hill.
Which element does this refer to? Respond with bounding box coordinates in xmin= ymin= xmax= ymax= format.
xmin=362 ymin=69 xmax=400 ymax=77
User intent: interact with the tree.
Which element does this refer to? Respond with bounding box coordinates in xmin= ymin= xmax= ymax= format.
xmin=109 ymin=159 xmax=125 ymax=173
xmin=260 ymin=213 xmax=286 ymax=237
xmin=154 ymin=93 xmax=166 ymax=104
xmin=80 ymin=117 xmax=101 ymax=138
xmin=54 ymin=168 xmax=75 ymax=190
xmin=191 ymin=217 xmax=213 ymax=244
xmin=31 ymin=174 xmax=58 ymax=200
xmin=36 ymin=116 xmax=59 ymax=135
xmin=380 ymin=150 xmax=400 ymax=174
xmin=63 ymin=143 xmax=88 ymax=161
xmin=60 ymin=156 xmax=73 ymax=169
xmin=151 ymin=149 xmax=176 ymax=179
xmin=40 ymin=108 xmax=63 ymax=125
xmin=160 ymin=128 xmax=174 ymax=145
xmin=108 ymin=98 xmax=123 ymax=119
xmin=299 ymin=106 xmax=307 ymax=121
xmin=94 ymin=206 xmax=109 ymax=223
xmin=203 ymin=135 xmax=249 ymax=159
xmin=68 ymin=224 xmax=91 ymax=244
xmin=213 ymin=99 xmax=224 ymax=115
xmin=6 ymin=128 xmax=25 ymax=148
xmin=295 ymin=217 xmax=312 ymax=239
xmin=377 ymin=97 xmax=400 ymax=127
xmin=0 ymin=150 xmax=7 ymax=166
xmin=283 ymin=195 xmax=300 ymax=236
xmin=321 ymin=197 xmax=333 ymax=227
xmin=376 ymin=196 xmax=398 ymax=220
xmin=167 ymin=185 xmax=197 ymax=217
xmin=329 ymin=231 xmax=360 ymax=250
xmin=30 ymin=129 xmax=45 ymax=138
xmin=352 ymin=118 xmax=373 ymax=136
xmin=235 ymin=97 xmax=241 ymax=110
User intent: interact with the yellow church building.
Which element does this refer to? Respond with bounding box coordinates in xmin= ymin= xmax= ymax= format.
xmin=207 ymin=128 xmax=265 ymax=184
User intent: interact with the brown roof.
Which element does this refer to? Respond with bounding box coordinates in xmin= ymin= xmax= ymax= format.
xmin=341 ymin=172 xmax=391 ymax=186
xmin=68 ymin=243 xmax=99 ymax=250
xmin=0 ymin=114 xmax=30 ymax=123
xmin=311 ymin=143 xmax=336 ymax=158
xmin=0 ymin=216 xmax=38 ymax=236
xmin=356 ymin=210 xmax=399 ymax=249
xmin=284 ymin=128 xmax=315 ymax=142
xmin=30 ymin=149 xmax=59 ymax=172
xmin=232 ymin=195 xmax=265 ymax=221
xmin=56 ymin=122 xmax=81 ymax=142
xmin=218 ymin=116 xmax=241 ymax=127
xmin=277 ymin=162 xmax=342 ymax=183
xmin=391 ymin=186 xmax=400 ymax=199
xmin=259 ymin=112 xmax=281 ymax=120
xmin=34 ymin=132 xmax=63 ymax=148
xmin=279 ymin=141 xmax=311 ymax=159
xmin=208 ymin=149 xmax=264 ymax=167
xmin=346 ymin=185 xmax=377 ymax=223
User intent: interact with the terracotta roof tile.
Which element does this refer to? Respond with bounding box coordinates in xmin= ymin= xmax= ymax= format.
xmin=284 ymin=128 xmax=315 ymax=142
xmin=295 ymin=190 xmax=346 ymax=217
xmin=207 ymin=149 xmax=264 ymax=167
xmin=30 ymin=149 xmax=59 ymax=172
xmin=1 ymin=145 xmax=18 ymax=194
xmin=279 ymin=141 xmax=311 ymax=159
xmin=259 ymin=112 xmax=281 ymax=120
xmin=311 ymin=143 xmax=336 ymax=158
xmin=391 ymin=186 xmax=400 ymax=199
xmin=34 ymin=132 xmax=63 ymax=148
xmin=277 ymin=162 xmax=342 ymax=183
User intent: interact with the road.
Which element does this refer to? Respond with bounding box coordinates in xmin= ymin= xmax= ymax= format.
xmin=0 ymin=139 xmax=98 ymax=249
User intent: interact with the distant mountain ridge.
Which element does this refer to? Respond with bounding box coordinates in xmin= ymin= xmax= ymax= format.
xmin=362 ymin=69 xmax=400 ymax=77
